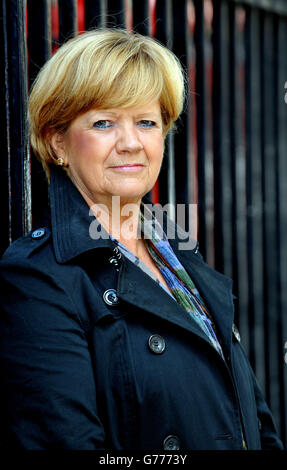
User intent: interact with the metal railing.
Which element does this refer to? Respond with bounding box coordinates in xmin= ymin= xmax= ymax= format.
xmin=0 ymin=0 xmax=287 ymax=447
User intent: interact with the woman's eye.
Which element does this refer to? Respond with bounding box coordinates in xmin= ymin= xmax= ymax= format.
xmin=93 ymin=120 xmax=113 ymax=129
xmin=138 ymin=120 xmax=156 ymax=128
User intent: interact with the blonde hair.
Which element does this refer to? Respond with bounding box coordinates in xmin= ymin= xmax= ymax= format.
xmin=28 ymin=28 xmax=186 ymax=177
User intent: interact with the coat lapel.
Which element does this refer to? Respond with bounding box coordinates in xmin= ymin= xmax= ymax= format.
xmin=172 ymin=246 xmax=235 ymax=357
xmin=117 ymin=257 xmax=210 ymax=344
xmin=117 ymin=255 xmax=232 ymax=358
xmin=117 ymin=233 xmax=234 ymax=359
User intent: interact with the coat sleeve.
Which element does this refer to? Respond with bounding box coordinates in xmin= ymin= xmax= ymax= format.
xmin=0 ymin=259 xmax=105 ymax=450
xmin=250 ymin=367 xmax=284 ymax=449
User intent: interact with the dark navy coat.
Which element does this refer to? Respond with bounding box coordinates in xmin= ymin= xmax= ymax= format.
xmin=0 ymin=167 xmax=283 ymax=450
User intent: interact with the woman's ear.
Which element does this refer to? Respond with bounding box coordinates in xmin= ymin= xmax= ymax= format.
xmin=49 ymin=131 xmax=67 ymax=163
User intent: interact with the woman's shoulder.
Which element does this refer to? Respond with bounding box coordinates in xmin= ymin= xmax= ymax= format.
xmin=1 ymin=227 xmax=52 ymax=264
xmin=0 ymin=226 xmax=88 ymax=330
xmin=0 ymin=226 xmax=80 ymax=290
xmin=0 ymin=226 xmax=59 ymax=288
xmin=0 ymin=232 xmax=91 ymax=345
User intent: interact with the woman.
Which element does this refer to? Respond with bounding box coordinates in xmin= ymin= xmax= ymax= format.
xmin=0 ymin=28 xmax=283 ymax=450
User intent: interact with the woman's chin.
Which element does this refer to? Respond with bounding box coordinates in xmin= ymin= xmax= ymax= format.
xmin=109 ymin=186 xmax=150 ymax=203
xmin=112 ymin=192 xmax=146 ymax=204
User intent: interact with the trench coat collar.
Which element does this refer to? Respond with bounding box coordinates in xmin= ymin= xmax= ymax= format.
xmin=49 ymin=165 xmax=234 ymax=355
xmin=49 ymin=165 xmax=113 ymax=263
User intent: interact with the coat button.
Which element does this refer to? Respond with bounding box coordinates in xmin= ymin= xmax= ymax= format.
xmin=148 ymin=334 xmax=166 ymax=354
xmin=109 ymin=257 xmax=120 ymax=269
xmin=103 ymin=289 xmax=119 ymax=306
xmin=163 ymin=435 xmax=180 ymax=450
xmin=31 ymin=228 xmax=46 ymax=239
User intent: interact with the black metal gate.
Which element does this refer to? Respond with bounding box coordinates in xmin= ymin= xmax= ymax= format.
xmin=1 ymin=0 xmax=287 ymax=447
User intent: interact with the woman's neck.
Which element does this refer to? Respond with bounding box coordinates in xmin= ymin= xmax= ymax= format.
xmin=82 ymin=191 xmax=144 ymax=257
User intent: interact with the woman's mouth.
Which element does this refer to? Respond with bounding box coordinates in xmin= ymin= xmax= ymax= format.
xmin=110 ymin=164 xmax=144 ymax=172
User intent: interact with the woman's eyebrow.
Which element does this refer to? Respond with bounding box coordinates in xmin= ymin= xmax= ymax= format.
xmin=135 ymin=112 xmax=161 ymax=119
xmin=86 ymin=110 xmax=162 ymax=120
xmin=88 ymin=110 xmax=118 ymax=117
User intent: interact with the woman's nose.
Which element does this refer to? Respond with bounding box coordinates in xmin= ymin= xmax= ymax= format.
xmin=116 ymin=124 xmax=143 ymax=153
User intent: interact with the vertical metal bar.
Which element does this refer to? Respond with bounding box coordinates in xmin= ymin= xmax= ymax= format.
xmin=229 ymin=2 xmax=238 ymax=317
xmin=155 ymin=0 xmax=172 ymax=48
xmin=244 ymin=6 xmax=265 ymax=386
xmin=0 ymin=0 xmax=11 ymax=255
xmin=260 ymin=11 xmax=280 ymax=417
xmin=229 ymin=6 xmax=249 ymax=344
xmin=172 ymin=0 xmax=190 ymax=223
xmin=186 ymin=2 xmax=198 ymax=234
xmin=27 ymin=0 xmax=51 ymax=229
xmin=203 ymin=0 xmax=216 ymax=268
xmin=212 ymin=0 xmax=233 ymax=277
xmin=85 ymin=0 xmax=106 ymax=29
xmin=58 ymin=0 xmax=78 ymax=43
xmin=274 ymin=15 xmax=287 ymax=446
xmin=132 ymin=0 xmax=150 ymax=35
xmin=276 ymin=16 xmax=287 ymax=449
xmin=27 ymin=0 xmax=51 ymax=84
xmin=155 ymin=0 xmax=173 ymax=208
xmin=106 ymin=0 xmax=126 ymax=28
xmin=194 ymin=0 xmax=207 ymax=258
xmin=2 ymin=0 xmax=31 ymax=243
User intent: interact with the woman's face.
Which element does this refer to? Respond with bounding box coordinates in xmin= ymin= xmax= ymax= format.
xmin=52 ymin=100 xmax=164 ymax=208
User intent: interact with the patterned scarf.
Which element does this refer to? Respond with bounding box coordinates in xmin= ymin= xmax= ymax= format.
xmin=140 ymin=212 xmax=225 ymax=360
